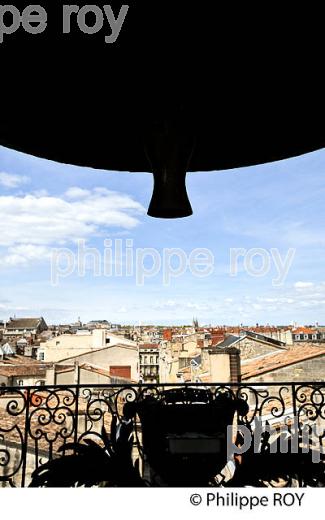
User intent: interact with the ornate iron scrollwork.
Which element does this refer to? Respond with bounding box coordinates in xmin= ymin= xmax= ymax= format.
xmin=0 ymin=383 xmax=324 ymax=487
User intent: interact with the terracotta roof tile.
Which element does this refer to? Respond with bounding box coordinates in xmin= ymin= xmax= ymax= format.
xmin=139 ymin=343 xmax=159 ymax=349
xmin=241 ymin=344 xmax=325 ymax=380
xmin=0 ymin=365 xmax=47 ymax=377
xmin=292 ymin=326 xmax=316 ymax=335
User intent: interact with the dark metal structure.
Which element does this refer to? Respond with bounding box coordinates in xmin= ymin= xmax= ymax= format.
xmin=1 ymin=3 xmax=325 ymax=217
xmin=0 ymin=382 xmax=324 ymax=487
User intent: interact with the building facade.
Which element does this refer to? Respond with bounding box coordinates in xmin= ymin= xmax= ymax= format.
xmin=139 ymin=343 xmax=160 ymax=383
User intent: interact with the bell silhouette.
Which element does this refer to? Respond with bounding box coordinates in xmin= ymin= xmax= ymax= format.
xmin=1 ymin=3 xmax=325 ymax=219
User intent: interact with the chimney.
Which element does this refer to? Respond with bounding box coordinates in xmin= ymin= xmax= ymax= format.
xmin=46 ymin=365 xmax=56 ymax=385
xmin=206 ymin=346 xmax=241 ymax=383
xmin=74 ymin=361 xmax=80 ymax=384
xmin=228 ymin=348 xmax=241 ymax=383
xmin=92 ymin=329 xmax=106 ymax=348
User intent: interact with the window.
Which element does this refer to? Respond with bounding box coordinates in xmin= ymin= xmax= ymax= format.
xmin=38 ymin=380 xmax=46 ymax=386
xmin=18 ymin=380 xmax=24 ymax=386
xmin=312 ymin=334 xmax=317 ymax=340
xmin=39 ymin=352 xmax=45 ymax=361
xmin=56 ymin=341 xmax=60 ymax=346
xmin=295 ymin=335 xmax=300 ymax=340
xmin=179 ymin=358 xmax=191 ymax=369
xmin=150 ymin=356 xmax=153 ymax=364
xmin=304 ymin=334 xmax=308 ymax=340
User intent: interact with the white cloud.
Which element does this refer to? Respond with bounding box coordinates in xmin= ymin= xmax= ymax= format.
xmin=162 ymin=287 xmax=325 ymax=320
xmin=0 ymin=245 xmax=52 ymax=267
xmin=0 ymin=172 xmax=30 ymax=188
xmin=0 ymin=187 xmax=145 ymax=269
xmin=65 ymin=187 xmax=91 ymax=199
xmin=0 ymin=188 xmax=145 ymax=247
xmin=153 ymin=300 xmax=214 ymax=313
xmin=154 ymin=300 xmax=177 ymax=310
xmin=294 ymin=281 xmax=314 ymax=289
xmin=235 ymin=283 xmax=325 ymax=316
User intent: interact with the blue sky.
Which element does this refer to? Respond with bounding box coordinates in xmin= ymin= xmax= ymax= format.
xmin=0 ymin=144 xmax=325 ymax=325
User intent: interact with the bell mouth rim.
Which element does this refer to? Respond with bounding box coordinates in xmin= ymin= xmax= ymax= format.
xmin=147 ymin=208 xmax=193 ymax=219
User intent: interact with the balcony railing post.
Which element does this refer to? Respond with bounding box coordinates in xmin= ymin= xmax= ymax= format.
xmin=74 ymin=384 xmax=80 ymax=449
xmin=292 ymin=383 xmax=297 ymax=419
xmin=21 ymin=387 xmax=30 ymax=488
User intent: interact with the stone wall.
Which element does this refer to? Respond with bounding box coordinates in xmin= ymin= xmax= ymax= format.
xmin=238 ymin=337 xmax=284 ymax=361
xmin=57 ymin=344 xmax=139 ymax=381
xmin=56 ymin=367 xmax=122 ymax=385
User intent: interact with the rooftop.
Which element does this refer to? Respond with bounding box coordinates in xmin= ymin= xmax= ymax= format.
xmin=5 ymin=317 xmax=45 ymax=330
xmin=292 ymin=326 xmax=317 ymax=335
xmin=241 ymin=344 xmax=325 ymax=380
xmin=139 ymin=343 xmax=160 ymax=349
xmin=0 ymin=364 xmax=49 ymax=377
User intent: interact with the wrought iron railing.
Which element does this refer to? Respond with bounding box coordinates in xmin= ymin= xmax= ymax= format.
xmin=0 ymin=382 xmax=324 ymax=487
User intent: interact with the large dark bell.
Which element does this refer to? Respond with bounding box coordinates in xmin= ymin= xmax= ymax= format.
xmin=1 ymin=4 xmax=325 ymax=219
